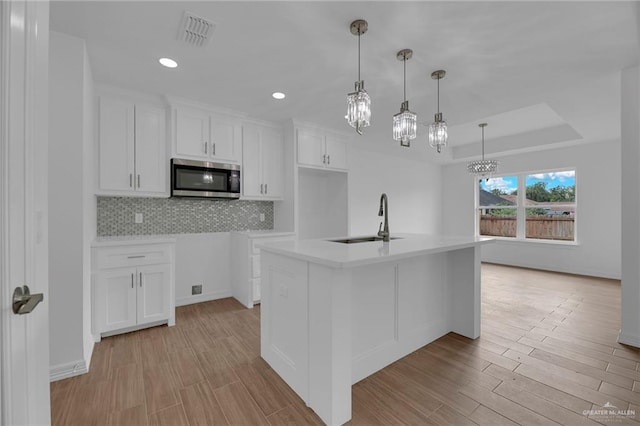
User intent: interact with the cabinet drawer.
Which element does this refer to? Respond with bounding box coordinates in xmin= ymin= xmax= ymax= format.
xmin=251 ymin=255 xmax=261 ymax=278
xmin=95 ymin=245 xmax=171 ymax=270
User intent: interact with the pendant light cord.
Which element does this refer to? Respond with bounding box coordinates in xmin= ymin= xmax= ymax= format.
xmin=481 ymin=125 xmax=485 ymax=160
xmin=403 ymin=57 xmax=407 ymax=102
xmin=357 ymin=32 xmax=361 ymax=81
xmin=437 ymin=77 xmax=440 ymax=114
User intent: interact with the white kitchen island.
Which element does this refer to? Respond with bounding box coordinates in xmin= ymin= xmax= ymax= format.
xmin=258 ymin=233 xmax=494 ymax=425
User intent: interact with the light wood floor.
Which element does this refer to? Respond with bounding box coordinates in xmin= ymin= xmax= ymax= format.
xmin=51 ymin=263 xmax=640 ymax=425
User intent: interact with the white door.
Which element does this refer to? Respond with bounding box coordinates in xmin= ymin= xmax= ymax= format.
xmin=98 ymin=96 xmax=135 ymax=191
xmin=241 ymin=124 xmax=263 ymax=197
xmin=135 ymin=104 xmax=167 ymax=193
xmin=210 ymin=115 xmax=238 ymax=162
xmin=176 ymin=107 xmax=209 ymax=158
xmin=94 ymin=268 xmax=137 ymax=333
xmin=263 ymin=126 xmax=284 ymax=198
xmin=297 ymin=128 xmax=325 ymax=167
xmin=325 ymin=134 xmax=348 ymax=170
xmin=1 ymin=1 xmax=51 ymax=425
xmin=137 ymin=264 xmax=170 ymax=324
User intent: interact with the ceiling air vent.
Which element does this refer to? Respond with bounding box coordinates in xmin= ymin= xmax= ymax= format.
xmin=178 ymin=11 xmax=215 ymax=47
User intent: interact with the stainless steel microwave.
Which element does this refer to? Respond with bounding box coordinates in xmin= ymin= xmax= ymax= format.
xmin=170 ymin=158 xmax=241 ymax=199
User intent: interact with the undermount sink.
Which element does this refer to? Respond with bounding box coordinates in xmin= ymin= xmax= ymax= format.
xmin=329 ymin=236 xmax=402 ymax=244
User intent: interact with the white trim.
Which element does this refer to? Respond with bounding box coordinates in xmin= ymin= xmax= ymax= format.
xmin=176 ymin=289 xmax=232 ymax=306
xmin=482 ymin=260 xmax=621 ymax=280
xmin=618 ymin=331 xmax=640 ymax=348
xmin=488 ymin=237 xmax=579 ymax=247
xmin=49 ymin=360 xmax=88 ymax=382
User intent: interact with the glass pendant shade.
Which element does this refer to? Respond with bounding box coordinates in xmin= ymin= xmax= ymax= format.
xmin=429 ymin=70 xmax=448 ymax=153
xmin=346 ymin=20 xmax=370 ymax=135
xmin=467 ymin=159 xmax=499 ymax=179
xmin=393 ymin=101 xmax=417 ymax=147
xmin=346 ymin=80 xmax=371 ymax=135
xmin=428 ymin=113 xmax=448 ymax=153
xmin=468 ymin=123 xmax=499 ymax=179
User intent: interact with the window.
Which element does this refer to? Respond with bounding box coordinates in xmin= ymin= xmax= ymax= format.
xmin=477 ymin=170 xmax=576 ymax=242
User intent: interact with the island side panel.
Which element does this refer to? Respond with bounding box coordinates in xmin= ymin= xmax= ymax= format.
xmin=351 ymin=253 xmax=450 ymax=384
xmin=448 ymin=246 xmax=481 ymax=339
xmin=260 ymin=251 xmax=310 ymax=402
xmin=308 ymin=263 xmax=353 ymax=426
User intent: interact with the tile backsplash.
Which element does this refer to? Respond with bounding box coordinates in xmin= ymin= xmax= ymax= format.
xmin=97 ymin=197 xmax=274 ymax=236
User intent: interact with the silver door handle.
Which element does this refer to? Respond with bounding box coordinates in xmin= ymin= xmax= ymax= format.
xmin=213 ymin=143 xmax=216 ymax=156
xmin=131 ymin=273 xmax=134 ymax=288
xmin=322 ymin=154 xmax=326 ymax=164
xmin=260 ymin=184 xmax=264 ymax=194
xmin=137 ymin=175 xmax=140 ymax=188
xmin=129 ymin=173 xmax=133 ymax=187
xmin=265 ymin=183 xmax=268 ymax=194
xmin=12 ymin=285 xmax=44 ymax=315
xmin=139 ymin=272 xmax=142 ymax=287
xmin=327 ymin=155 xmax=331 ymax=165
xmin=204 ymin=142 xmax=208 ymax=154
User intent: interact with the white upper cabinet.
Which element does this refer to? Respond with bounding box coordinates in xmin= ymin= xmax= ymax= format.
xmin=297 ymin=127 xmax=348 ymax=171
xmin=98 ymin=95 xmax=167 ymax=196
xmin=242 ymin=122 xmax=284 ymax=200
xmin=175 ymin=105 xmax=240 ymax=163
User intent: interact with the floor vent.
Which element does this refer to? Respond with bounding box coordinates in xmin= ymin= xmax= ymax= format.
xmin=178 ymin=11 xmax=215 ymax=47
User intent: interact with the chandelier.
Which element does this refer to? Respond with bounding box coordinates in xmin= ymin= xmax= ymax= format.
xmin=467 ymin=123 xmax=499 ymax=179
xmin=345 ymin=19 xmax=371 ymax=135
xmin=428 ymin=70 xmax=448 ymax=153
xmin=393 ymin=49 xmax=417 ymax=147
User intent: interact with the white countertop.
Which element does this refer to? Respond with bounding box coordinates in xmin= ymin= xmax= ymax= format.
xmin=92 ymin=235 xmax=177 ymax=247
xmin=257 ymin=233 xmax=494 ymax=268
xmin=230 ymin=230 xmax=297 ymax=238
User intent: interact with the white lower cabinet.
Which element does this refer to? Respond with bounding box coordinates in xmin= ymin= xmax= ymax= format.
xmin=230 ymin=231 xmax=296 ymax=308
xmin=92 ymin=241 xmax=175 ymax=340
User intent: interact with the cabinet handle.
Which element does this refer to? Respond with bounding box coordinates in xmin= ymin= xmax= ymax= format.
xmin=204 ymin=141 xmax=208 ymax=154
xmin=213 ymin=143 xmax=216 ymax=156
xmin=265 ymin=183 xmax=268 ymax=194
xmin=131 ymin=273 xmax=134 ymax=289
xmin=327 ymin=155 xmax=331 ymax=165
xmin=129 ymin=174 xmax=133 ymax=187
xmin=260 ymin=183 xmax=264 ymax=194
xmin=322 ymin=154 xmax=326 ymax=164
xmin=127 ymin=255 xmax=145 ymax=259
xmin=137 ymin=174 xmax=141 ymax=188
xmin=139 ymin=272 xmax=142 ymax=287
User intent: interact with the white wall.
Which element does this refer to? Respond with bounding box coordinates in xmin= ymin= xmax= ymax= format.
xmin=175 ymin=233 xmax=232 ymax=306
xmin=442 ymin=140 xmax=621 ymax=279
xmin=48 ymin=32 xmax=94 ymax=379
xmin=348 ymin=147 xmax=442 ymax=236
xmin=620 ymin=66 xmax=640 ymax=347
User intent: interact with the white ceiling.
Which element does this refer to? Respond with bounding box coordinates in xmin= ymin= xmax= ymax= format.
xmin=50 ymin=1 xmax=640 ymax=164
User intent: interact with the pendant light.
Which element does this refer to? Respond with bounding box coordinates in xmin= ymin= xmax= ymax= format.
xmin=467 ymin=123 xmax=499 ymax=179
xmin=345 ymin=19 xmax=371 ymax=135
xmin=428 ymin=70 xmax=448 ymax=153
xmin=393 ymin=49 xmax=417 ymax=147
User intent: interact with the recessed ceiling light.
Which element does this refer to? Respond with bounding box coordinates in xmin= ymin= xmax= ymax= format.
xmin=272 ymin=92 xmax=286 ymax=100
xmin=159 ymin=57 xmax=178 ymax=68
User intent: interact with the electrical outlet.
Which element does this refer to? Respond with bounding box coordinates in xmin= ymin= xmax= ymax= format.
xmin=192 ymin=284 xmax=202 ymax=295
xmin=134 ymin=213 xmax=143 ymax=224
xmin=259 ymin=213 xmax=265 ymax=222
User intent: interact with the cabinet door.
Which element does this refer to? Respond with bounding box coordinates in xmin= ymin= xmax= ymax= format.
xmin=137 ymin=264 xmax=170 ymax=324
xmin=241 ymin=125 xmax=263 ymax=197
xmin=210 ymin=114 xmax=239 ymax=162
xmin=99 ymin=97 xmax=135 ymax=191
xmin=262 ymin=126 xmax=284 ymax=198
xmin=176 ymin=107 xmax=209 ymax=158
xmin=325 ymin=134 xmax=348 ymax=170
xmin=297 ymin=128 xmax=325 ymax=167
xmin=94 ymin=268 xmax=137 ymax=333
xmin=135 ymin=104 xmax=167 ymax=193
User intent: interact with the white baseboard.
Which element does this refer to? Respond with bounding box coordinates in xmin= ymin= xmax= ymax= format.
xmin=50 ymin=359 xmax=88 ymax=382
xmin=618 ymin=331 xmax=640 ymax=348
xmin=176 ymin=289 xmax=233 ymax=307
xmin=482 ymin=258 xmax=621 ymax=280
